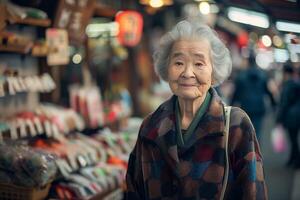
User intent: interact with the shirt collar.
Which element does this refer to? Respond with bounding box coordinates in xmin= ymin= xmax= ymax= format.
xmin=175 ymin=91 xmax=212 ymax=147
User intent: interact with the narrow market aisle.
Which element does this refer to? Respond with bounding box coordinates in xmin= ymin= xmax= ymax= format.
xmin=260 ymin=111 xmax=296 ymax=200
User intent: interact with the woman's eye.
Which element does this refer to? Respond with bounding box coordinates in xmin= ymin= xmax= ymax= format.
xmin=175 ymin=61 xmax=183 ymax=66
xmin=195 ymin=63 xmax=204 ymax=67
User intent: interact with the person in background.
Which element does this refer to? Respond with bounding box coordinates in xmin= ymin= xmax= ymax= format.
xmin=230 ymin=55 xmax=276 ymax=142
xmin=277 ymin=63 xmax=300 ymax=168
xmin=125 ymin=20 xmax=267 ymax=199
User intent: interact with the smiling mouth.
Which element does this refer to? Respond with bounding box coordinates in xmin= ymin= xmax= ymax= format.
xmin=179 ymin=84 xmax=198 ymax=87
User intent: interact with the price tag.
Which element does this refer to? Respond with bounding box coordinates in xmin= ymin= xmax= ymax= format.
xmin=11 ymin=77 xmax=21 ymax=92
xmin=19 ymin=119 xmax=27 ymax=138
xmin=33 ymin=117 xmax=44 ymax=134
xmin=44 ymin=120 xmax=52 ymax=137
xmin=7 ymin=77 xmax=16 ymax=95
xmin=17 ymin=77 xmax=27 ymax=92
xmin=9 ymin=121 xmax=18 ymax=140
xmin=52 ymin=124 xmax=60 ymax=138
xmin=26 ymin=119 xmax=37 ymax=137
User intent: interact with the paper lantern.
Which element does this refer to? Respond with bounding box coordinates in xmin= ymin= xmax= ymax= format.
xmin=237 ymin=31 xmax=249 ymax=47
xmin=116 ymin=11 xmax=143 ymax=47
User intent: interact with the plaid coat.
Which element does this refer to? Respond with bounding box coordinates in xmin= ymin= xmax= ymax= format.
xmin=125 ymin=89 xmax=268 ymax=200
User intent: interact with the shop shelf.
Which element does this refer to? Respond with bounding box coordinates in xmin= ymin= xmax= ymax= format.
xmin=0 ymin=45 xmax=32 ymax=54
xmin=12 ymin=18 xmax=51 ymax=27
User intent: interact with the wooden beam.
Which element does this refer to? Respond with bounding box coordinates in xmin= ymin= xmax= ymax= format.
xmin=94 ymin=3 xmax=117 ymax=18
xmin=258 ymin=0 xmax=298 ymax=8
xmin=270 ymin=7 xmax=300 ymax=22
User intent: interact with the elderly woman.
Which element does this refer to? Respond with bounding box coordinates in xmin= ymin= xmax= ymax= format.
xmin=125 ymin=20 xmax=267 ymax=199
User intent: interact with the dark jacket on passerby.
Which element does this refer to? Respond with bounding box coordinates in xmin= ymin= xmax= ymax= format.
xmin=277 ymin=65 xmax=300 ymax=167
xmin=277 ymin=79 xmax=300 ymax=130
xmin=125 ymin=90 xmax=267 ymax=200
xmin=231 ymin=67 xmax=275 ymax=116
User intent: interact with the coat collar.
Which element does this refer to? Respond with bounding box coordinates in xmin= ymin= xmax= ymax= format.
xmin=140 ymin=88 xmax=226 ymax=164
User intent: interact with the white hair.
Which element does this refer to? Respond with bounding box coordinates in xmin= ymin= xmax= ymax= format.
xmin=153 ymin=20 xmax=232 ymax=86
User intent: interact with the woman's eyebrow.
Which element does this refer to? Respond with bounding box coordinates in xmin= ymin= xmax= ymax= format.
xmin=193 ymin=53 xmax=205 ymax=59
xmin=171 ymin=52 xmax=185 ymax=58
xmin=171 ymin=52 xmax=206 ymax=61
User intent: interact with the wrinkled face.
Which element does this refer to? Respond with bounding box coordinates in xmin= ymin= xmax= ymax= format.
xmin=167 ymin=39 xmax=213 ymax=100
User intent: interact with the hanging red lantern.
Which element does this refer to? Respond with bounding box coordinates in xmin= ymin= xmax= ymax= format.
xmin=116 ymin=11 xmax=143 ymax=47
xmin=237 ymin=31 xmax=249 ymax=48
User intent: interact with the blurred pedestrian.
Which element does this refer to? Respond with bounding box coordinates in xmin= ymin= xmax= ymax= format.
xmin=231 ymin=55 xmax=276 ymax=142
xmin=277 ymin=63 xmax=300 ymax=167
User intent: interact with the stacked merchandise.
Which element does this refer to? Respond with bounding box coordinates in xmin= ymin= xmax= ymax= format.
xmin=0 ymin=69 xmax=139 ymax=200
xmin=0 ymin=103 xmax=85 ymax=199
xmin=31 ymin=129 xmax=139 ymax=199
xmin=0 ymin=104 xmax=85 ymax=141
xmin=0 ymin=143 xmax=57 ymax=200
xmin=69 ymin=85 xmax=105 ymax=129
xmin=103 ymin=86 xmax=133 ymax=127
xmin=69 ymin=85 xmax=132 ymax=129
xmin=0 ymin=69 xmax=55 ymax=97
xmin=0 ymin=51 xmax=59 ymax=199
xmin=0 ymin=66 xmax=55 ymax=100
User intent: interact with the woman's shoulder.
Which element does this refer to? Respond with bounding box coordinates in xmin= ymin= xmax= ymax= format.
xmin=230 ymin=106 xmax=248 ymax=116
xmin=138 ymin=96 xmax=175 ymax=136
xmin=228 ymin=106 xmax=257 ymax=153
xmin=229 ymin=106 xmax=254 ymax=128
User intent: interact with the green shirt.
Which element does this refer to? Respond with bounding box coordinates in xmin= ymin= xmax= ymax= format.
xmin=175 ymin=91 xmax=212 ymax=147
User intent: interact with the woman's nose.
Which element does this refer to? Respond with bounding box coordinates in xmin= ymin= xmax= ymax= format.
xmin=182 ymin=64 xmax=195 ymax=78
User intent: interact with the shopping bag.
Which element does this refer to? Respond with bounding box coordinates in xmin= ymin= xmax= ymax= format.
xmin=271 ymin=125 xmax=288 ymax=153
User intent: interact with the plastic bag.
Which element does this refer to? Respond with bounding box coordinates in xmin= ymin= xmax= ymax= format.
xmin=0 ymin=143 xmax=57 ymax=187
xmin=271 ymin=125 xmax=288 ymax=153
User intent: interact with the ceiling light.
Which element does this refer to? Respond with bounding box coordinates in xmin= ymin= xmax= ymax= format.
xmin=227 ymin=7 xmax=269 ymax=28
xmin=272 ymin=35 xmax=283 ymax=47
xmin=276 ymin=21 xmax=300 ymax=34
xmin=140 ymin=0 xmax=173 ymax=7
xmin=261 ymin=35 xmax=272 ymax=47
xmin=72 ymin=54 xmax=82 ymax=64
xmin=199 ymin=2 xmax=210 ymax=15
xmin=149 ymin=0 xmax=163 ymax=8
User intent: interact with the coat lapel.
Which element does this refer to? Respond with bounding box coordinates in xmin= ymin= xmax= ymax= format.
xmin=140 ymin=96 xmax=179 ymax=164
xmin=181 ymin=89 xmax=225 ymax=153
